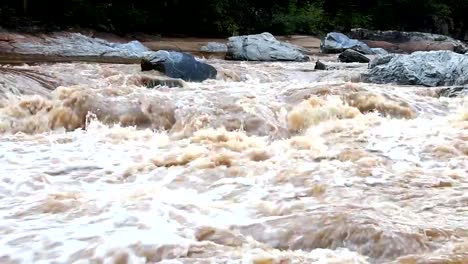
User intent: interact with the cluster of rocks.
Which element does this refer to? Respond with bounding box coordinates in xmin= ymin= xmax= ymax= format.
xmin=318 ymin=32 xmax=385 ymax=65
xmin=2 ymin=28 xmax=468 ymax=92
xmin=142 ymin=32 xmax=311 ymax=83
xmin=150 ymin=29 xmax=468 ymax=85
xmin=316 ymin=29 xmax=468 ymax=93
xmin=135 ymin=30 xmax=468 ymax=91
xmin=128 ymin=32 xmax=314 ymax=83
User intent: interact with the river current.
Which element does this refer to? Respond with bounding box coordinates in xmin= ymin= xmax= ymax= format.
xmin=0 ymin=58 xmax=467 ymax=263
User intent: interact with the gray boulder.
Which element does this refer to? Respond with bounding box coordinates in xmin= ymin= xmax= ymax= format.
xmin=200 ymin=42 xmax=228 ymax=53
xmin=338 ymin=49 xmax=370 ymax=63
xmin=141 ymin=50 xmax=217 ymax=82
xmin=362 ymin=50 xmax=468 ymax=86
xmin=320 ymin=32 xmax=374 ymax=54
xmin=225 ymin=32 xmax=309 ymax=61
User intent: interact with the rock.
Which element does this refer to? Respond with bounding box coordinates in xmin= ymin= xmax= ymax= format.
xmin=195 ymin=226 xmax=245 ymax=247
xmin=350 ymin=28 xmax=468 ymax=54
xmin=200 ymin=42 xmax=228 ymax=53
xmin=137 ymin=76 xmax=187 ymax=88
xmin=315 ymin=60 xmax=328 ymax=70
xmin=368 ymin=54 xmax=394 ymax=69
xmin=141 ymin=50 xmax=217 ymax=82
xmin=362 ymin=50 xmax=468 ymax=86
xmin=0 ymin=68 xmax=60 ymax=99
xmin=338 ymin=49 xmax=370 ymax=63
xmin=8 ymin=32 xmax=151 ymax=58
xmin=438 ymin=86 xmax=468 ymax=97
xmin=371 ymin=48 xmax=388 ymax=55
xmin=225 ymin=32 xmax=309 ymax=61
xmin=320 ymin=32 xmax=374 ymax=55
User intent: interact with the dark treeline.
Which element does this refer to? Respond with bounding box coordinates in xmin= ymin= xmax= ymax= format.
xmin=1 ymin=0 xmax=467 ymax=39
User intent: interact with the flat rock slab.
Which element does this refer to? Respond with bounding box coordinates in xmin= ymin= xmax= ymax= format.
xmin=350 ymin=28 xmax=468 ymax=54
xmin=362 ymin=50 xmax=468 ymax=86
xmin=0 ymin=32 xmax=151 ymax=59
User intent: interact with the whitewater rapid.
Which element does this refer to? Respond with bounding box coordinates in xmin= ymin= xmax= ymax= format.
xmin=0 ymin=59 xmax=467 ymax=263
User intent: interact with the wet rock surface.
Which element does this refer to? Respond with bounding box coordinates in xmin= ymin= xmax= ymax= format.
xmin=339 ymin=49 xmax=371 ymax=63
xmin=438 ymin=86 xmax=468 ymax=97
xmin=141 ymin=50 xmax=217 ymax=82
xmin=314 ymin=60 xmax=328 ymax=70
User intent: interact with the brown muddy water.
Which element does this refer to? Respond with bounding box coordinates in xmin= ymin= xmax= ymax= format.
xmin=0 ymin=58 xmax=467 ymax=264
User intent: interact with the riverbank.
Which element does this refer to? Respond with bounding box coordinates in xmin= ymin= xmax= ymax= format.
xmin=0 ymin=29 xmax=323 ymax=64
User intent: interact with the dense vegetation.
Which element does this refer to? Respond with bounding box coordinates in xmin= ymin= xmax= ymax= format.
xmin=1 ymin=0 xmax=467 ymax=39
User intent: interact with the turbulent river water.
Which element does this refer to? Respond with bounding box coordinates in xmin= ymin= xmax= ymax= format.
xmin=0 ymin=58 xmax=467 ymax=263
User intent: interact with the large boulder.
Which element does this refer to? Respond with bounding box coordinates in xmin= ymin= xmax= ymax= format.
xmin=362 ymin=50 xmax=468 ymax=86
xmin=320 ymin=32 xmax=374 ymax=54
xmin=225 ymin=32 xmax=309 ymax=61
xmin=141 ymin=50 xmax=217 ymax=82
xmin=338 ymin=49 xmax=370 ymax=63
xmin=350 ymin=28 xmax=468 ymax=54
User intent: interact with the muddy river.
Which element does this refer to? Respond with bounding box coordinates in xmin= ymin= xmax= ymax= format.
xmin=0 ymin=54 xmax=467 ymax=263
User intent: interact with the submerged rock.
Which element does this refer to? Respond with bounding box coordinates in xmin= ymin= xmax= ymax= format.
xmin=137 ymin=76 xmax=187 ymax=88
xmin=320 ymin=32 xmax=374 ymax=54
xmin=350 ymin=28 xmax=468 ymax=54
xmin=338 ymin=49 xmax=370 ymax=63
xmin=362 ymin=50 xmax=468 ymax=86
xmin=438 ymin=86 xmax=468 ymax=97
xmin=315 ymin=60 xmax=328 ymax=70
xmin=141 ymin=50 xmax=217 ymax=82
xmin=225 ymin=32 xmax=309 ymax=61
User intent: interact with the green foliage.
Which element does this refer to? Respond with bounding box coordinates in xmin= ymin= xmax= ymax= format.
xmin=271 ymin=3 xmax=324 ymax=35
xmin=1 ymin=0 xmax=468 ymax=39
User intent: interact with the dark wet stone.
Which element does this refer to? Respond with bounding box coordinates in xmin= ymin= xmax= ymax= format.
xmin=315 ymin=60 xmax=328 ymax=70
xmin=338 ymin=49 xmax=370 ymax=63
xmin=141 ymin=50 xmax=217 ymax=82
